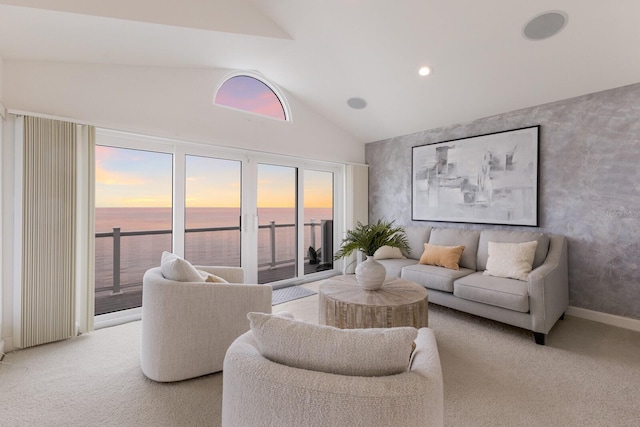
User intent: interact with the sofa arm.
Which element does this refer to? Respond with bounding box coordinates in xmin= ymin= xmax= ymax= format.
xmin=527 ymin=235 xmax=569 ymax=334
xmin=194 ymin=265 xmax=244 ymax=283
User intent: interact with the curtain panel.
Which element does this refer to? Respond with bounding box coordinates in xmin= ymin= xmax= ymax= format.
xmin=18 ymin=116 xmax=95 ymax=348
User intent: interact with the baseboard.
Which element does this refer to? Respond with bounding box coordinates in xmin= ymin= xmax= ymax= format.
xmin=567 ymin=306 xmax=640 ymax=332
xmin=0 ymin=336 xmax=15 ymax=354
xmin=94 ymin=307 xmax=142 ymax=330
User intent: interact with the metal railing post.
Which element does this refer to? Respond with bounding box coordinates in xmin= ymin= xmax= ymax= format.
xmin=310 ymin=218 xmax=316 ymax=250
xmin=111 ymin=227 xmax=123 ymax=295
xmin=269 ymin=221 xmax=276 ymax=268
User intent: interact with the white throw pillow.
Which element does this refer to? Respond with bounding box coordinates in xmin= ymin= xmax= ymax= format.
xmin=160 ymin=251 xmax=203 ymax=282
xmin=247 ymin=312 xmax=418 ymax=377
xmin=483 ymin=241 xmax=538 ymax=281
xmin=373 ymin=245 xmax=406 ymax=260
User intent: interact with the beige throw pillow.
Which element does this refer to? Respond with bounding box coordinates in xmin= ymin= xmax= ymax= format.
xmin=419 ymin=243 xmax=465 ymax=270
xmin=247 ymin=312 xmax=418 ymax=377
xmin=373 ymin=245 xmax=406 ymax=260
xmin=160 ymin=251 xmax=203 ymax=282
xmin=483 ymin=241 xmax=538 ymax=281
xmin=197 ymin=270 xmax=229 ymax=284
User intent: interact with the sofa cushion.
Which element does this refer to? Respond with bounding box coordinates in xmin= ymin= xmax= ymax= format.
xmin=454 ymin=272 xmax=529 ymax=313
xmin=247 ymin=312 xmax=418 ymax=377
xmin=377 ymin=258 xmax=419 ymax=278
xmin=428 ymin=228 xmax=480 ymax=270
xmin=401 ymin=264 xmax=475 ymax=292
xmin=160 ymin=251 xmax=203 ymax=282
xmin=419 ymin=243 xmax=465 ymax=270
xmin=373 ymin=245 xmax=406 ymax=260
xmin=483 ymin=241 xmax=538 ymax=281
xmin=477 ymin=230 xmax=549 ymax=271
xmin=403 ymin=226 xmax=432 ymax=259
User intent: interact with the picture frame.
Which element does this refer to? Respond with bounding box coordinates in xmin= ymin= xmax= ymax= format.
xmin=412 ymin=125 xmax=539 ymax=226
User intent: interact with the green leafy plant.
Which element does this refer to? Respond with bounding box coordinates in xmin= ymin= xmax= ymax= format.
xmin=334 ymin=219 xmax=410 ymax=259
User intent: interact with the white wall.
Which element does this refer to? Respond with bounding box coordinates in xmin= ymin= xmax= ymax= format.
xmin=1 ymin=115 xmax=15 ymax=352
xmin=3 ymin=61 xmax=364 ymax=163
xmin=0 ymin=55 xmax=5 ymax=355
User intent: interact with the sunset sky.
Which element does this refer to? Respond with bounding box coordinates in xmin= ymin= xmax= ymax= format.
xmin=95 ymin=146 xmax=333 ymax=209
xmin=214 ymin=75 xmax=286 ymax=120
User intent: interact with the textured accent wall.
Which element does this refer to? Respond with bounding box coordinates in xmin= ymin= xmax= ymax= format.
xmin=366 ymin=83 xmax=640 ymax=320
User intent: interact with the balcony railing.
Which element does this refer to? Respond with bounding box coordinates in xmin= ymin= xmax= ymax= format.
xmin=94 ymin=219 xmax=333 ymax=314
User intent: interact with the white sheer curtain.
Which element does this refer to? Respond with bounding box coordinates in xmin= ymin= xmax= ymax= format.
xmin=344 ymin=164 xmax=369 ymax=274
xmin=77 ymin=125 xmax=95 ymax=333
xmin=20 ymin=116 xmax=77 ymax=347
xmin=16 ymin=115 xmax=95 ymax=348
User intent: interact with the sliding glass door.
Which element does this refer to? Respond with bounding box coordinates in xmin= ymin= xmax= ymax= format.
xmin=93 ymin=128 xmax=342 ymax=321
xmin=94 ymin=144 xmax=173 ymax=316
xmin=184 ymin=155 xmax=242 ymax=266
xmin=304 ymin=169 xmax=334 ymax=273
xmin=256 ymin=164 xmax=298 ymax=283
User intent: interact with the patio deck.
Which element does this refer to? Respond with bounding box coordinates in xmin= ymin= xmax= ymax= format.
xmin=95 ymin=262 xmax=328 ymax=315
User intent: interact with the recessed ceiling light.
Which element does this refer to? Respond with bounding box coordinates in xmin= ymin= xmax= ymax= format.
xmin=347 ymin=97 xmax=367 ymax=109
xmin=523 ymin=11 xmax=568 ymax=40
xmin=418 ymin=66 xmax=432 ymax=76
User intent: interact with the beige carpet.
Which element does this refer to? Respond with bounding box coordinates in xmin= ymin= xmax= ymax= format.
xmin=1 ymin=282 xmax=639 ymax=426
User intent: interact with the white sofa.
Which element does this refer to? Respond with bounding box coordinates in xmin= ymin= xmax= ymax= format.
xmin=222 ymin=324 xmax=443 ymax=427
xmin=377 ymin=226 xmax=569 ymax=345
xmin=140 ymin=266 xmax=272 ymax=382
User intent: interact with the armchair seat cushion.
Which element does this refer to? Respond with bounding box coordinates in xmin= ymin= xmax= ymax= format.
xmin=454 ymin=272 xmax=529 ymax=313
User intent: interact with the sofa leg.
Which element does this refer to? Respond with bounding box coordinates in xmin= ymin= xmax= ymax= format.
xmin=560 ymin=312 xmax=565 ymax=320
xmin=533 ymin=332 xmax=546 ymax=345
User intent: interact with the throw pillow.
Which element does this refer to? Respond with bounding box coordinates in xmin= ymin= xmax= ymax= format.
xmin=197 ymin=270 xmax=229 ymax=284
xmin=247 ymin=312 xmax=418 ymax=377
xmin=373 ymin=245 xmax=406 ymax=260
xmin=483 ymin=240 xmax=538 ymax=281
xmin=419 ymin=243 xmax=465 ymax=270
xmin=160 ymin=251 xmax=203 ymax=282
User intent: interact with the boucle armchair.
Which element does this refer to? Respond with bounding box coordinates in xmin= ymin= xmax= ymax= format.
xmin=140 ymin=266 xmax=272 ymax=382
xmin=222 ymin=321 xmax=444 ymax=427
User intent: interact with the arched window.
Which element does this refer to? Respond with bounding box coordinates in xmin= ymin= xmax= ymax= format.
xmin=214 ymin=74 xmax=289 ymax=121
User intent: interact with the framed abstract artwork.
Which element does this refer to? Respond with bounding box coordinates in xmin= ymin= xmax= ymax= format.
xmin=412 ymin=126 xmax=539 ymax=226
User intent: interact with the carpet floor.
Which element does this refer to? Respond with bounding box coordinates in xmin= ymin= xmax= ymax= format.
xmin=1 ymin=281 xmax=639 ymax=426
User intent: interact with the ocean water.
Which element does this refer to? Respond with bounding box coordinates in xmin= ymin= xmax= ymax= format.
xmin=95 ymin=207 xmax=333 ymax=292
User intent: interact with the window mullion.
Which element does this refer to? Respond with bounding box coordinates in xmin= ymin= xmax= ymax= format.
xmin=173 ymin=146 xmax=186 ymax=257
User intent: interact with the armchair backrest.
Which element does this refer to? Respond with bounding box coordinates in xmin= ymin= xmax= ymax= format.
xmin=222 ymin=327 xmax=443 ymax=426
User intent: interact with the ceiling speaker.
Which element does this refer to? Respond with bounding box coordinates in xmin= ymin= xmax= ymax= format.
xmin=347 ymin=97 xmax=368 ymax=109
xmin=523 ymin=11 xmax=568 ymax=40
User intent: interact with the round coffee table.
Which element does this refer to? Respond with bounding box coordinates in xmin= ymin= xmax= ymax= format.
xmin=318 ymin=275 xmax=428 ymax=329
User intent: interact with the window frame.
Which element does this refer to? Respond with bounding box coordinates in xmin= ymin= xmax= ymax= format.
xmin=213 ymin=71 xmax=292 ymax=122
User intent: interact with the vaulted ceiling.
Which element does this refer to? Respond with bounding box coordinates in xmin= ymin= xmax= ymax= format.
xmin=0 ymin=0 xmax=638 ymax=143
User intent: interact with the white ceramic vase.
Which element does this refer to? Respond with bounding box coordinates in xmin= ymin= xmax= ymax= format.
xmin=355 ymin=256 xmax=387 ymax=291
